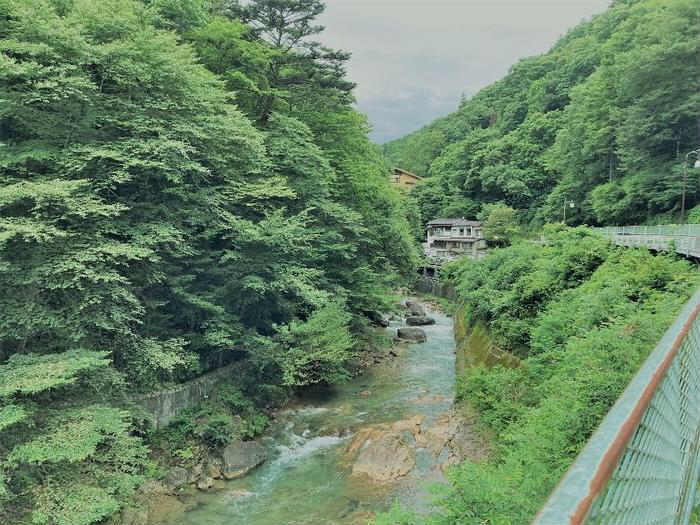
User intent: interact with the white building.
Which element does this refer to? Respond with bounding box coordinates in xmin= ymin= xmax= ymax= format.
xmin=423 ymin=218 xmax=487 ymax=264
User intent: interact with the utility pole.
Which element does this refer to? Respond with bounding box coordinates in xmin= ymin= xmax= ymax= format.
xmin=680 ymin=149 xmax=700 ymax=222
xmin=563 ymin=200 xmax=575 ymax=224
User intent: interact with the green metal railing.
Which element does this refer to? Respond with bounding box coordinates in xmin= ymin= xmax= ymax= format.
xmin=597 ymin=225 xmax=700 ymax=258
xmin=534 ymin=281 xmax=700 ymax=525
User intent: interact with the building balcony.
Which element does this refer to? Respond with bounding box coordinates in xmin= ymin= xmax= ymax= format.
xmin=429 ymin=235 xmax=481 ymax=242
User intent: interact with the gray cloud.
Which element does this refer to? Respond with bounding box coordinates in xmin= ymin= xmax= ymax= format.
xmin=318 ymin=0 xmax=610 ymax=143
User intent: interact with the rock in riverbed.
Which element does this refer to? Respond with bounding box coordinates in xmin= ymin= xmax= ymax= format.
xmin=206 ymin=460 xmax=223 ymax=480
xmin=405 ymin=301 xmax=426 ymax=316
xmin=345 ymin=416 xmax=424 ymax=482
xmin=197 ymin=477 xmax=214 ymax=491
xmin=345 ymin=410 xmax=490 ymax=484
xmin=164 ymin=467 xmax=188 ymax=491
xmin=397 ymin=327 xmax=427 ymax=342
xmin=128 ymin=481 xmax=188 ymax=525
xmin=406 ymin=316 xmax=436 ymax=326
xmin=351 ymin=432 xmax=415 ymax=482
xmin=365 ymin=310 xmax=390 ymax=327
xmin=221 ymin=440 xmax=268 ymax=479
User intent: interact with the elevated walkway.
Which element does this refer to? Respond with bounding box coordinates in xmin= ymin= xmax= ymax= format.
xmin=598 ymin=225 xmax=700 ymax=259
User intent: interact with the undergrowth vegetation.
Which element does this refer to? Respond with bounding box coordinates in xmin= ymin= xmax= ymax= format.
xmin=376 ymin=227 xmax=700 ymax=524
xmin=149 ymin=384 xmax=270 ymax=468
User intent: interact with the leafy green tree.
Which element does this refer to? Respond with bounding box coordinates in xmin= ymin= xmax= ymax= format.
xmin=228 ymin=0 xmax=354 ymax=124
xmin=185 ymin=0 xmax=420 ymax=321
xmin=277 ymin=300 xmax=353 ymax=386
xmin=0 ymin=349 xmax=148 ymax=525
xmin=188 ymin=16 xmax=274 ymax=117
xmin=152 ymin=0 xmax=208 ymax=32
xmin=479 ymin=203 xmax=520 ymax=246
xmin=232 ymin=0 xmax=325 ymax=48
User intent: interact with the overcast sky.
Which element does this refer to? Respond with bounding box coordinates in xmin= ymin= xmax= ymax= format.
xmin=317 ymin=0 xmax=610 ymax=143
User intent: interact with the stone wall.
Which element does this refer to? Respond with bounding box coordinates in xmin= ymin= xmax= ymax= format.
xmin=131 ymin=363 xmax=237 ymax=429
xmin=414 ymin=277 xmax=457 ymax=300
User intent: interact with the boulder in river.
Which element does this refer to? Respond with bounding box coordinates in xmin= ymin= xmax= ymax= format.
xmin=221 ymin=440 xmax=268 ymax=479
xmin=405 ymin=301 xmax=426 ymax=316
xmin=133 ymin=481 xmax=187 ymax=524
xmin=345 ymin=416 xmax=424 ymax=483
xmin=415 ymin=409 xmax=491 ymax=470
xmin=351 ymin=432 xmax=415 ymax=482
xmin=406 ymin=316 xmax=436 ymax=326
xmin=364 ymin=310 xmax=390 ymax=327
xmin=206 ymin=460 xmax=223 ymax=480
xmin=397 ymin=327 xmax=427 ymax=343
xmin=197 ymin=476 xmax=215 ymax=491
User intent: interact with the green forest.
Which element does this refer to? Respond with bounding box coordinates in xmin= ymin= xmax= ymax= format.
xmin=384 ymin=0 xmax=700 ymax=228
xmin=0 ymin=1 xmax=418 ymax=523
xmin=2 ymin=0 xmax=700 ymax=524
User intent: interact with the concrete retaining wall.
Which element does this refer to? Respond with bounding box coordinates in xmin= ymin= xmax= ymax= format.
xmin=131 ymin=363 xmax=237 ymax=429
xmin=415 ymin=277 xmax=457 ymax=300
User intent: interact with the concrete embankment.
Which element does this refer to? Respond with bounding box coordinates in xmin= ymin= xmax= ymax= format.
xmin=414 ymin=276 xmax=457 ymax=300
xmin=130 ymin=363 xmax=238 ymax=429
xmin=414 ymin=278 xmax=519 ymax=374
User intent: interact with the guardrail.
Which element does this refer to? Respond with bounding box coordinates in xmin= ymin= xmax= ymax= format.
xmin=598 ymin=225 xmax=700 ymax=258
xmin=534 ymin=269 xmax=700 ymax=524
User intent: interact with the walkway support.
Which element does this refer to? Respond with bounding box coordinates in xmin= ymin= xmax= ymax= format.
xmin=598 ymin=225 xmax=700 ymax=258
xmin=534 ymin=286 xmax=700 ymax=525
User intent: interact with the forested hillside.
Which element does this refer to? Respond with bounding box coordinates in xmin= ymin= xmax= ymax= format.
xmin=0 ymin=1 xmax=418 ymax=523
xmin=384 ymin=0 xmax=700 ymax=227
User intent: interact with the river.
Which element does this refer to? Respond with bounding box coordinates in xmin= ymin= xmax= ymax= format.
xmin=173 ymin=303 xmax=459 ymax=525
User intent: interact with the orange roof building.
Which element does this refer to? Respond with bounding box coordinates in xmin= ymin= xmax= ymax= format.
xmin=389 ymin=167 xmax=422 ymax=190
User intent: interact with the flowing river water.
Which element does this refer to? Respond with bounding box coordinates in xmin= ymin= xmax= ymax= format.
xmin=173 ymin=304 xmax=460 ymax=525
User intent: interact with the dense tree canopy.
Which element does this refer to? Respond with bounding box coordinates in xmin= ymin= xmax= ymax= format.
xmin=384 ymin=0 xmax=700 ymax=228
xmin=0 ymin=0 xmax=418 ymax=522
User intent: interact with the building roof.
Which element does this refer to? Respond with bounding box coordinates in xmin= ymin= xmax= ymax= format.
xmin=393 ymin=167 xmax=422 ymax=180
xmin=427 ymin=218 xmax=482 ymax=227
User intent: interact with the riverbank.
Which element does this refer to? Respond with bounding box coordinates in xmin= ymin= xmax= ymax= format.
xmin=118 ymin=320 xmax=402 ymax=524
xmin=392 ymin=227 xmax=700 ymax=525
xmin=129 ymin=300 xmax=488 ymax=525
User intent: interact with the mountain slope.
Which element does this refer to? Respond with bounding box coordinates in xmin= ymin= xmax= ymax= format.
xmin=384 ymin=0 xmax=700 ymax=226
